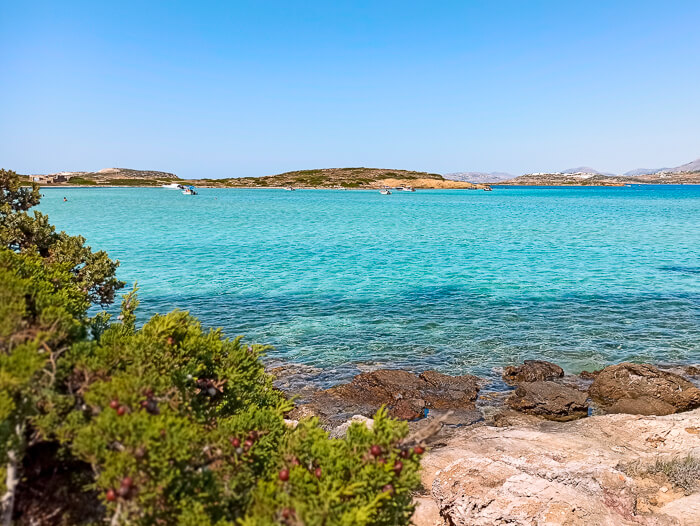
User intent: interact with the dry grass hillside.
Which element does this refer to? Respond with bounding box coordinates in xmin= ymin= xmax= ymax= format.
xmin=200 ymin=167 xmax=481 ymax=189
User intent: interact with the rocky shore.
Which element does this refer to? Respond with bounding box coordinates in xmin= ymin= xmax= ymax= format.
xmin=272 ymin=360 xmax=700 ymax=525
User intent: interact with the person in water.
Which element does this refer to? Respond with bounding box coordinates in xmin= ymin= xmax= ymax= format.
xmin=63 ymin=197 xmax=67 ymax=202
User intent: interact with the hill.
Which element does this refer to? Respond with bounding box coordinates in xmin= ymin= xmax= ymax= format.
xmin=202 ymin=167 xmax=483 ymax=189
xmin=625 ymin=157 xmax=700 ymax=176
xmin=443 ymin=171 xmax=513 ymax=184
xmin=31 ymin=168 xmax=179 ymax=186
xmin=560 ymin=166 xmax=609 ymax=175
xmin=500 ymin=173 xmax=625 ymax=186
xmin=500 ymin=171 xmax=700 ymax=186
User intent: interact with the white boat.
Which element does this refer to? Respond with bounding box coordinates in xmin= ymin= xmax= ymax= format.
xmin=162 ymin=183 xmax=184 ymax=189
xmin=284 ymin=186 xmax=295 ymax=191
xmin=380 ymin=188 xmax=391 ymax=195
xmin=401 ymin=186 xmax=415 ymax=192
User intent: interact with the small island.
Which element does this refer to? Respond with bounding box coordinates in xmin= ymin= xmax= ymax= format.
xmin=26 ymin=167 xmax=489 ymax=190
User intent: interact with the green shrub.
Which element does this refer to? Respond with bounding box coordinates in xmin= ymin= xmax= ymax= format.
xmin=0 ymin=168 xmax=422 ymax=525
xmin=68 ymin=176 xmax=97 ymax=185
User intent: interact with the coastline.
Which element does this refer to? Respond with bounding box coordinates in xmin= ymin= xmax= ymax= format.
xmin=272 ymin=359 xmax=700 ymax=525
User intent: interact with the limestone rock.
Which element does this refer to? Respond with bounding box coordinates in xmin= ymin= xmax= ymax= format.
xmin=328 ymin=415 xmax=373 ymax=439
xmin=503 ymin=360 xmax=564 ymax=384
xmin=417 ymin=409 xmax=700 ymax=526
xmin=506 ymin=381 xmax=589 ymax=421
xmin=590 ymin=362 xmax=700 ymax=415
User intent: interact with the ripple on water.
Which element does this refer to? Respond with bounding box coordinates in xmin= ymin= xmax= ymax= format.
xmin=38 ymin=185 xmax=700 ymax=381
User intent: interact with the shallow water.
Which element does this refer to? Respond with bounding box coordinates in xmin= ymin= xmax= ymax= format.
xmin=38 ymin=185 xmax=700 ymax=382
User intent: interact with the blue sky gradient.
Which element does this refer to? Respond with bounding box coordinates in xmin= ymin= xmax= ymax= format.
xmin=2 ymin=0 xmax=699 ymax=178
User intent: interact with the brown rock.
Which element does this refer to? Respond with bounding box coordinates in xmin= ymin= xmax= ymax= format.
xmin=684 ymin=365 xmax=700 ymax=377
xmin=506 ymin=381 xmax=589 ymax=421
xmin=303 ymin=369 xmax=481 ymax=424
xmin=590 ymin=362 xmax=700 ymax=415
xmin=502 ymin=360 xmax=564 ymax=384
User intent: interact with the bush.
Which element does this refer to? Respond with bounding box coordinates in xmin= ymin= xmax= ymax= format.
xmin=0 ymin=168 xmax=422 ymax=525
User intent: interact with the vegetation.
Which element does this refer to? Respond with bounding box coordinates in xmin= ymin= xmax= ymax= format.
xmin=0 ymin=168 xmax=422 ymax=525
xmin=217 ymin=167 xmax=447 ymax=188
xmin=622 ymin=455 xmax=700 ymax=495
xmin=68 ymin=176 xmax=97 ymax=185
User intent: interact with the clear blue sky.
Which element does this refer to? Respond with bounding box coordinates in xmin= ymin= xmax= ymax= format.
xmin=2 ymin=0 xmax=699 ymax=178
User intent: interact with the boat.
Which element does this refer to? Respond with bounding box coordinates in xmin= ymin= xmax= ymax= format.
xmin=380 ymin=188 xmax=391 ymax=195
xmin=483 ymin=186 xmax=493 ymax=191
xmin=284 ymin=186 xmax=295 ymax=191
xmin=162 ymin=183 xmax=184 ymax=189
xmin=401 ymin=186 xmax=415 ymax=192
xmin=182 ymin=185 xmax=198 ymax=195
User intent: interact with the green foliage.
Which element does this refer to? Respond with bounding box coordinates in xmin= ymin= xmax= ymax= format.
xmin=0 ymin=169 xmax=124 ymax=305
xmin=68 ymin=176 xmax=97 ymax=185
xmin=244 ymin=411 xmax=420 ymax=526
xmin=0 ymin=168 xmax=41 ymax=212
xmin=107 ymin=178 xmax=161 ymax=186
xmin=0 ymin=167 xmax=422 ymax=525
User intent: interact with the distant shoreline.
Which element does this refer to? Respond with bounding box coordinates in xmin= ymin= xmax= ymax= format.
xmin=36 ymin=183 xmax=700 ymax=189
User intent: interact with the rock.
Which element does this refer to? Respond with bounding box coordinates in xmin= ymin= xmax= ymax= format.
xmin=590 ymin=363 xmax=700 ymax=415
xmin=417 ymin=408 xmax=700 ymax=526
xmin=606 ymin=397 xmax=678 ymax=416
xmin=502 ymin=360 xmax=564 ymax=384
xmin=684 ymin=365 xmax=700 ymax=377
xmin=506 ymin=381 xmax=589 ymax=421
xmin=301 ymin=369 xmax=481 ymax=424
xmin=579 ymin=369 xmax=601 ymax=380
xmin=329 ymin=415 xmax=373 ymax=439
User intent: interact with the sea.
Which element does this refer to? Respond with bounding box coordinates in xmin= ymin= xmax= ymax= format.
xmin=38 ymin=185 xmax=700 ymax=384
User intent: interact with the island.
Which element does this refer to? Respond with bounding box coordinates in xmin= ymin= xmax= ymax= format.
xmin=26 ymin=167 xmax=488 ymax=190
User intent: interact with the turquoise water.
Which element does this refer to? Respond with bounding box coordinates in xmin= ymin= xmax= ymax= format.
xmin=38 ymin=186 xmax=700 ymax=382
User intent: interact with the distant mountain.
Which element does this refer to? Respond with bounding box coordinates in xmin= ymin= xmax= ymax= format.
xmin=500 ymin=173 xmax=624 ymax=186
xmin=672 ymin=158 xmax=700 ymax=173
xmin=443 ymin=171 xmax=513 ymax=183
xmin=624 ymin=167 xmax=669 ymax=176
xmin=625 ymin=157 xmax=700 ymax=176
xmin=560 ymin=166 xmax=614 ymax=176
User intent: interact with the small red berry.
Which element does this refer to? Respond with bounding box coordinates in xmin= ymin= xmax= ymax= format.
xmin=116 ymin=406 xmax=127 ymax=416
xmin=121 ymin=476 xmax=133 ymax=488
xmin=231 ymin=437 xmax=241 ymax=448
xmin=314 ymin=467 xmax=322 ymax=478
xmin=382 ymin=484 xmax=394 ymax=494
xmin=370 ymin=445 xmax=382 ymax=457
xmin=393 ymin=460 xmax=403 ymax=475
xmin=166 ymin=336 xmax=174 ymax=345
xmin=413 ymin=445 xmax=425 ymax=455
xmin=399 ymin=449 xmax=410 ymax=458
xmin=279 ymin=468 xmax=290 ymax=481
xmin=109 ymin=399 xmax=120 ymax=410
xmin=281 ymin=507 xmax=294 ymax=519
xmin=106 ymin=489 xmax=117 ymax=501
xmin=117 ymin=485 xmax=130 ymax=498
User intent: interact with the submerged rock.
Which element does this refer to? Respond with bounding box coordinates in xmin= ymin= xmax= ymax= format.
xmin=297 ymin=369 xmax=481 ymax=424
xmin=502 ymin=360 xmax=564 ymax=384
xmin=506 ymin=381 xmax=589 ymax=421
xmin=589 ymin=362 xmax=700 ymax=415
